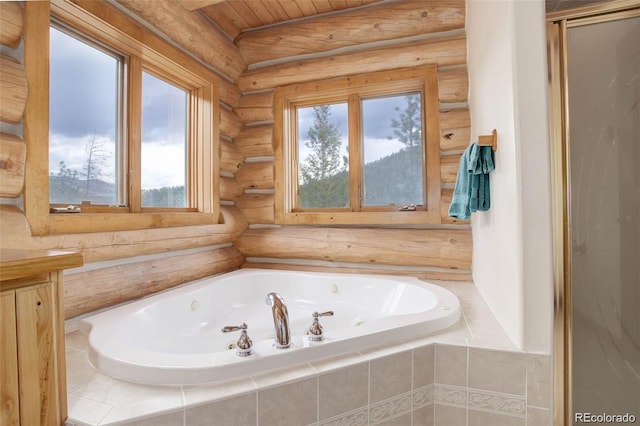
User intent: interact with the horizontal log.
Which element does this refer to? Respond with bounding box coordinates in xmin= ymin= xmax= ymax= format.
xmin=438 ymin=67 xmax=468 ymax=103
xmin=235 ymin=106 xmax=273 ymax=124
xmin=241 ymin=264 xmax=472 ymax=282
xmin=220 ymin=107 xmax=243 ymax=139
xmin=236 ymin=0 xmax=465 ymax=64
xmin=236 ymin=227 xmax=472 ymax=270
xmin=64 ymin=246 xmax=244 ymax=318
xmin=235 ymin=92 xmax=274 ymax=123
xmin=440 ymin=108 xmax=470 ymax=151
xmin=235 ymin=161 xmax=274 ymax=190
xmin=236 ymin=193 xmax=275 ymax=224
xmin=115 ymin=0 xmax=246 ymax=80
xmin=440 ymin=153 xmax=461 ymax=184
xmin=235 ymin=124 xmax=274 ymax=157
xmin=43 ymin=206 xmax=246 ymax=262
xmin=219 ymin=78 xmax=241 ymax=108
xmin=0 ymin=133 xmax=26 ymax=197
xmin=440 ymin=188 xmax=468 ymax=224
xmin=0 ymin=54 xmax=28 ymax=124
xmin=236 ymin=34 xmax=467 ymax=92
xmin=237 ymin=91 xmax=274 ymax=110
xmin=219 ymin=139 xmax=244 ymax=174
xmin=219 ymin=175 xmax=243 ymax=201
xmin=0 ymin=2 xmax=23 ymax=48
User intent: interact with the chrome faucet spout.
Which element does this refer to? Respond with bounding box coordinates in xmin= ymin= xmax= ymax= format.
xmin=265 ymin=292 xmax=291 ymax=349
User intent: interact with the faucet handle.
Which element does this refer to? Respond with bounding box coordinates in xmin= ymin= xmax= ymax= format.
xmin=221 ymin=323 xmax=253 ymax=357
xmin=307 ymin=311 xmax=334 ymax=342
xmin=221 ymin=323 xmax=248 ymax=333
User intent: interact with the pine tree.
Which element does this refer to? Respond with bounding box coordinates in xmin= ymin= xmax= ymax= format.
xmin=390 ymin=94 xmax=422 ymax=148
xmin=299 ymin=105 xmax=348 ymax=208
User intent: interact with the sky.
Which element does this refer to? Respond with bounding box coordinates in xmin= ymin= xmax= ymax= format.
xmin=296 ymin=93 xmax=422 ymax=167
xmin=49 ymin=27 xmax=186 ymax=190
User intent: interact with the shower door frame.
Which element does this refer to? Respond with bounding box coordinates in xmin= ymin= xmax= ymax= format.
xmin=547 ymin=2 xmax=640 ymax=425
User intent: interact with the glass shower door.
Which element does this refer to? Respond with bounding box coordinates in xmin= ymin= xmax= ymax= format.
xmin=567 ymin=14 xmax=640 ymax=419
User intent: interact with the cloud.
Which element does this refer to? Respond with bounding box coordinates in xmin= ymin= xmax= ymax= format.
xmin=141 ymin=140 xmax=186 ymax=189
xmin=50 ymin=28 xmax=188 ymax=190
xmin=50 ymin=27 xmax=120 ymax=138
xmin=295 ymin=95 xmax=420 ymax=165
xmin=49 ymin=133 xmax=116 ymax=181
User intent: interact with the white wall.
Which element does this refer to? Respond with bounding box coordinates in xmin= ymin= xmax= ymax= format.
xmin=466 ymin=0 xmax=553 ymax=353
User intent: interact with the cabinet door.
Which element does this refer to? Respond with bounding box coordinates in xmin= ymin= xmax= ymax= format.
xmin=1 ymin=291 xmax=19 ymax=426
xmin=16 ymin=282 xmax=59 ymax=426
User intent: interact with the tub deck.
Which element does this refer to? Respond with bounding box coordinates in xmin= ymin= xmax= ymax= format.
xmin=65 ymin=279 xmax=519 ymax=426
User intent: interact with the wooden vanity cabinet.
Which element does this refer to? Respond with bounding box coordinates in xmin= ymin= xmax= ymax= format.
xmin=0 ymin=249 xmax=83 ymax=426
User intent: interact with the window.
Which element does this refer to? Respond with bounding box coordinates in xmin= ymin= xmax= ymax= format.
xmin=26 ymin=0 xmax=220 ymax=234
xmin=49 ymin=26 xmax=122 ymax=207
xmin=274 ymin=66 xmax=441 ymax=225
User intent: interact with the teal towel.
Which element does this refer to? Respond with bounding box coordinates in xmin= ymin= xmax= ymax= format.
xmin=473 ymin=145 xmax=495 ymax=211
xmin=448 ymin=143 xmax=495 ymax=220
xmin=448 ymin=143 xmax=476 ymax=220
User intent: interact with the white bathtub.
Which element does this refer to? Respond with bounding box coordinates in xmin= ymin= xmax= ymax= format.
xmin=79 ymin=268 xmax=461 ymax=385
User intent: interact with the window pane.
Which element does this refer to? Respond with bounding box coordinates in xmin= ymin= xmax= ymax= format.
xmin=49 ymin=27 xmax=119 ymax=205
xmin=297 ymin=103 xmax=349 ymax=209
xmin=362 ymin=93 xmax=424 ymax=207
xmin=141 ymin=72 xmax=188 ymax=208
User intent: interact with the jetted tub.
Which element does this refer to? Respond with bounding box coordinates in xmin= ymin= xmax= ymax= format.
xmin=80 ymin=268 xmax=461 ymax=385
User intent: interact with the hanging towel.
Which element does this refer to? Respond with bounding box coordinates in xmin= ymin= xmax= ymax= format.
xmin=448 ymin=143 xmax=476 ymax=220
xmin=448 ymin=143 xmax=495 ymax=220
xmin=475 ymin=145 xmax=495 ymax=211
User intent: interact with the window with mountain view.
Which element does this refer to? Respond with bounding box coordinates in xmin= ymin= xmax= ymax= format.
xmin=49 ymin=25 xmax=194 ymax=211
xmin=47 ymin=17 xmax=219 ymax=225
xmin=49 ymin=26 xmax=121 ymax=206
xmin=362 ymin=93 xmax=424 ymax=207
xmin=275 ymin=66 xmax=441 ymax=225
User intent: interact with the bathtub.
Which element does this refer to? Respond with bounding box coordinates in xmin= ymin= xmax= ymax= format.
xmin=79 ymin=268 xmax=460 ymax=385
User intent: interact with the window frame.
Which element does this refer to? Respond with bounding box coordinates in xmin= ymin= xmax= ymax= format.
xmin=24 ymin=0 xmax=220 ymax=235
xmin=274 ymin=66 xmax=441 ymax=225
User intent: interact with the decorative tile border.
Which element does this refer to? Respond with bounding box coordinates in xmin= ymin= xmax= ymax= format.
xmin=468 ymin=388 xmax=525 ymax=417
xmin=413 ymin=384 xmax=434 ymax=409
xmin=434 ymin=384 xmax=467 ymax=408
xmin=318 ymin=406 xmax=368 ymax=426
xmin=369 ymin=391 xmax=413 ymax=424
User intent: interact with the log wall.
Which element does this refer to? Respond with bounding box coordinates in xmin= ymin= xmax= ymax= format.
xmin=0 ymin=1 xmax=250 ymax=319
xmin=232 ymin=0 xmax=472 ymax=280
xmin=1 ymin=0 xmax=475 ymax=319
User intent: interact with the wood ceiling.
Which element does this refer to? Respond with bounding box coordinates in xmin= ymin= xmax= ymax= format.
xmin=180 ymin=0 xmax=386 ymax=39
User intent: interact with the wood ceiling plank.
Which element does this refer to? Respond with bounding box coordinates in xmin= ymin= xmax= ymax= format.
xmin=179 ymin=0 xmax=226 ymax=11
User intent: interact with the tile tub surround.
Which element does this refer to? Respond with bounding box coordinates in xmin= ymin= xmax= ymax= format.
xmin=64 ymin=281 xmax=552 ymax=425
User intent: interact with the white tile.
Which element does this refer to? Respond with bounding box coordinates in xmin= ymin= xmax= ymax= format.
xmin=66 ymin=394 xmax=112 ymax=426
xmin=99 ymin=396 xmax=183 ymax=425
xmin=250 ymin=361 xmax=316 ymax=389
xmin=101 ymin=380 xmax=183 ymax=408
xmin=183 ymin=377 xmax=256 ymax=407
xmin=309 ymin=351 xmax=367 ymax=374
xmin=359 ymin=341 xmax=413 ymax=361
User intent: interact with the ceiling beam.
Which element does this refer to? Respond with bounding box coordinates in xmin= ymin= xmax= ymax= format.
xmin=116 ymin=0 xmax=245 ymax=80
xmin=236 ymin=0 xmax=465 ymax=65
xmin=179 ymin=0 xmax=226 ymax=11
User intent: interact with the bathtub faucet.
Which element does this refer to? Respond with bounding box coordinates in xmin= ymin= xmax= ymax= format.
xmin=265 ymin=292 xmax=292 ymax=349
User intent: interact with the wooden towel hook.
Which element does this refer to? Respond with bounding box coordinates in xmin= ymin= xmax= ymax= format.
xmin=478 ymin=129 xmax=498 ymax=152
